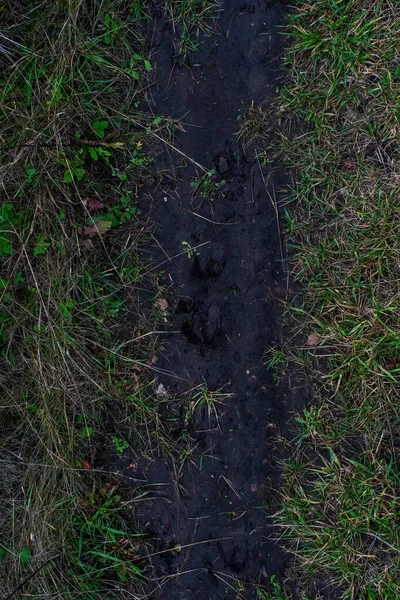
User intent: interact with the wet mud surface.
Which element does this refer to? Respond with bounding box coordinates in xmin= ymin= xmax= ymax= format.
xmin=136 ymin=2 xmax=303 ymax=597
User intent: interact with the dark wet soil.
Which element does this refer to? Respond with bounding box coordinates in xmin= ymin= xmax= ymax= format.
xmin=131 ymin=2 xmax=301 ymax=598
xmin=127 ymin=2 xmax=305 ymax=598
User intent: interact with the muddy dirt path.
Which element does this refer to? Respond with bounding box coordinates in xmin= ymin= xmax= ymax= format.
xmin=139 ymin=2 xmax=296 ymax=598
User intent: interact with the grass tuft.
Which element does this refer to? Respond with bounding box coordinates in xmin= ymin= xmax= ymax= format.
xmin=164 ymin=0 xmax=221 ymax=58
xmin=236 ymin=102 xmax=272 ymax=148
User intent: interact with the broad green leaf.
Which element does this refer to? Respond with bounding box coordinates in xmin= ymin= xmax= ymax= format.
xmin=92 ymin=120 xmax=109 ymax=138
xmin=20 ymin=547 xmax=31 ymax=564
xmin=88 ymin=147 xmax=99 ymax=160
xmin=86 ymin=213 xmax=119 ymax=227
xmin=78 ymin=426 xmax=96 ymax=438
xmin=0 ymin=234 xmax=13 ymax=256
xmin=33 ymin=235 xmax=50 ymax=257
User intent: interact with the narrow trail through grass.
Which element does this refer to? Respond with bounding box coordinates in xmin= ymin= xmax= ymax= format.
xmin=129 ymin=2 xmax=291 ymax=597
xmin=5 ymin=1 xmax=400 ymax=599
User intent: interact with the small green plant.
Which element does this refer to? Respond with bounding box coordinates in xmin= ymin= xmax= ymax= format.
xmin=182 ymin=240 xmax=198 ymax=259
xmin=111 ymin=191 xmax=137 ymax=224
xmin=165 ymin=0 xmax=221 ymax=58
xmin=58 ymin=298 xmax=76 ymax=318
xmin=191 ymin=169 xmax=225 ymax=200
xmin=130 ymin=0 xmax=147 ymax=20
xmin=257 ymin=576 xmax=288 ymax=599
xmin=87 ymin=145 xmax=112 ymax=161
xmin=113 ymin=436 xmax=129 ymax=453
xmin=103 ymin=13 xmax=120 ymax=45
xmin=264 ymin=347 xmax=287 ymax=383
xmin=25 ymin=167 xmax=37 ymax=184
xmin=78 ymin=426 xmax=96 ymax=439
xmin=33 ymin=234 xmax=50 ymax=257
xmin=107 ymin=299 xmax=124 ymax=317
xmin=0 ymin=204 xmax=25 ymax=256
xmin=0 ymin=543 xmax=32 ymax=565
xmin=62 ymin=148 xmax=85 ymax=183
xmin=71 ymin=484 xmax=143 ymax=586
xmin=190 ymin=383 xmax=232 ymax=426
xmin=130 ymin=140 xmax=151 ymax=168
xmin=92 ymin=119 xmax=109 ymax=139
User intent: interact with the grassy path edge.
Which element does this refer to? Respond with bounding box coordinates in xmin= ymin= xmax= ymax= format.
xmin=268 ymin=1 xmax=400 ymax=598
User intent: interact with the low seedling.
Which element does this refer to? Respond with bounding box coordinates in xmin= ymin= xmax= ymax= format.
xmin=257 ymin=576 xmax=288 ymax=600
xmin=0 ymin=204 xmax=26 ymax=256
xmin=113 ymin=436 xmax=129 ymax=453
xmin=92 ymin=119 xmax=109 ymax=139
xmin=182 ymin=240 xmax=198 ymax=259
xmin=191 ymin=168 xmax=225 ymax=200
xmin=264 ymin=346 xmax=287 ymax=383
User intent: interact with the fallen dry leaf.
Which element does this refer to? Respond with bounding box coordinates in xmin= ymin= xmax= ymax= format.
xmin=132 ymin=372 xmax=143 ymax=388
xmin=81 ymin=238 xmax=94 ymax=250
xmin=83 ymin=220 xmax=112 ymax=237
xmin=155 ymin=383 xmax=168 ymax=398
xmin=103 ymin=482 xmax=118 ymax=493
xmin=154 ymin=298 xmax=168 ymax=311
xmin=343 ymin=158 xmax=356 ymax=169
xmin=84 ymin=197 xmax=104 ymax=213
xmin=307 ymin=332 xmax=321 ymax=347
xmin=171 ymin=543 xmax=182 ymax=556
xmin=146 ymin=355 xmax=158 ymax=366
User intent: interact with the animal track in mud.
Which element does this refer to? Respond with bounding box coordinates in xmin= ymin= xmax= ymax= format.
xmin=181 ymin=301 xmax=225 ymax=347
xmin=191 ymin=254 xmax=226 ymax=279
xmin=178 ymin=243 xmax=228 ymax=347
xmin=218 ymin=540 xmax=250 ymax=573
